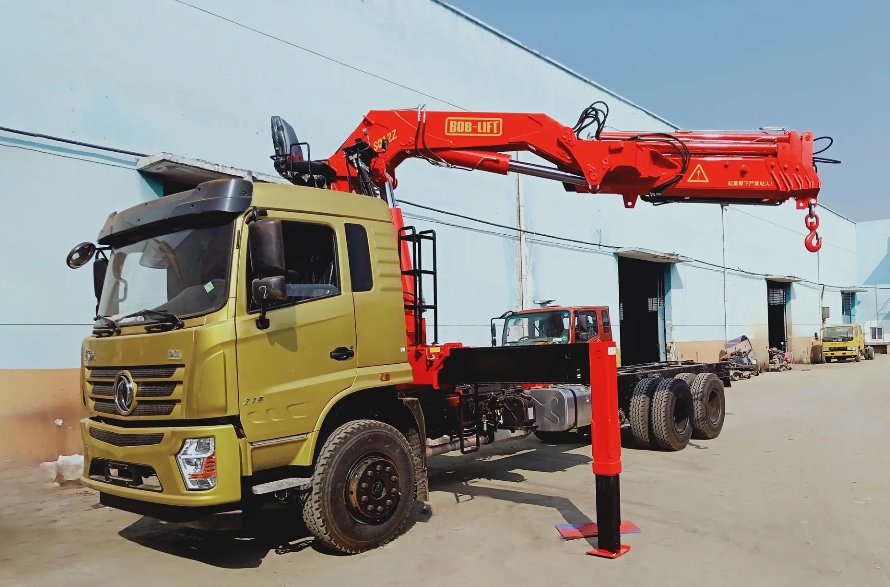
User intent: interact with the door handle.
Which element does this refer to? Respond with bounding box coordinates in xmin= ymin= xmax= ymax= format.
xmin=330 ymin=346 xmax=354 ymax=361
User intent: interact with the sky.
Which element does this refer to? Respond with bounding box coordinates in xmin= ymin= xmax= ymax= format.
xmin=447 ymin=0 xmax=889 ymax=221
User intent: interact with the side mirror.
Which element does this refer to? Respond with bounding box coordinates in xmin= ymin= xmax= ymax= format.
xmin=249 ymin=218 xmax=285 ymax=278
xmin=251 ymin=276 xmax=287 ymax=330
xmin=490 ymin=322 xmax=497 ymax=347
xmin=66 ymin=242 xmax=97 ymax=269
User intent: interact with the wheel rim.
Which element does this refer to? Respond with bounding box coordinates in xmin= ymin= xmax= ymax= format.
xmin=706 ymin=389 xmax=722 ymax=424
xmin=673 ymin=396 xmax=690 ymax=435
xmin=345 ymin=454 xmax=401 ymax=524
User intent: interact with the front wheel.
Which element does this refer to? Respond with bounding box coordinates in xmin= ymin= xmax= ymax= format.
xmin=303 ymin=420 xmax=416 ymax=553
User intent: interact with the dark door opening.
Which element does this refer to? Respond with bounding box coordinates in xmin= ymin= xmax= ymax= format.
xmin=618 ymin=257 xmax=666 ymax=365
xmin=842 ymin=292 xmax=855 ymax=324
xmin=766 ymin=280 xmax=788 ymax=349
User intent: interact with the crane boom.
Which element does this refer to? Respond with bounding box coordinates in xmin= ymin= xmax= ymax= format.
xmin=272 ymin=104 xmax=829 ymax=251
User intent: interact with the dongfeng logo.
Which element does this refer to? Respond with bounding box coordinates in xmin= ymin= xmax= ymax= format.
xmin=114 ymin=371 xmax=137 ymax=416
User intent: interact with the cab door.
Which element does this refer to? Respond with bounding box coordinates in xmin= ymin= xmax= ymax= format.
xmin=235 ymin=213 xmax=356 ymax=443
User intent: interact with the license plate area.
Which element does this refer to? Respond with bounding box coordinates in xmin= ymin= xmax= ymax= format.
xmin=89 ymin=458 xmax=163 ymax=492
xmin=106 ymin=461 xmax=133 ymax=483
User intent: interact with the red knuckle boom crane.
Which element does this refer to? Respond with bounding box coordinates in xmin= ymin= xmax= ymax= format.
xmin=270 ymin=103 xmax=831 ymax=557
xmin=311 ymin=104 xmax=828 ymax=252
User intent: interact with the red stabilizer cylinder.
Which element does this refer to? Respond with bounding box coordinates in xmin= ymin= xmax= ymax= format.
xmin=587 ymin=341 xmax=627 ymax=557
xmin=588 ymin=341 xmax=622 ymax=476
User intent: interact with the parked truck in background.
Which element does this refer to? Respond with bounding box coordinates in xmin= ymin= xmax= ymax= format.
xmin=65 ymin=103 xmax=826 ymax=555
xmin=822 ymin=323 xmax=873 ymax=361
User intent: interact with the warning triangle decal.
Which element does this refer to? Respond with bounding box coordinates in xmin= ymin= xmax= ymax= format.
xmin=687 ymin=163 xmax=709 ymax=183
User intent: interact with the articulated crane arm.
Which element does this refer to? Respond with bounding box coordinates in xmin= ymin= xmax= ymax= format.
xmin=267 ymin=104 xmax=834 ymax=558
xmin=275 ymin=104 xmax=832 ymax=252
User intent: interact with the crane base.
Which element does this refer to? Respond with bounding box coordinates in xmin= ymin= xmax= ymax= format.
xmin=587 ymin=544 xmax=631 ymax=559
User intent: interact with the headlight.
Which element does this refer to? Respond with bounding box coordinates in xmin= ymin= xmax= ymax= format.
xmin=847 ymin=346 xmax=857 ymax=351
xmin=176 ymin=437 xmax=217 ymax=490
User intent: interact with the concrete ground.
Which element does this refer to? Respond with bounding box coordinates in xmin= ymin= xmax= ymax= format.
xmin=2 ymin=357 xmax=889 ymax=586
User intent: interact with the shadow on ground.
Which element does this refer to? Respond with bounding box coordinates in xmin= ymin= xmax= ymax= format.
xmin=118 ymin=434 xmax=635 ymax=564
xmin=426 ymin=436 xmax=606 ymax=548
xmin=118 ymin=497 xmax=430 ymax=568
xmin=118 ymin=503 xmax=315 ymax=569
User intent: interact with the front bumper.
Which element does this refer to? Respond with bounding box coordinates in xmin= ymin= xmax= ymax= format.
xmin=80 ymin=418 xmax=242 ymax=509
xmin=824 ymin=348 xmax=857 ymax=358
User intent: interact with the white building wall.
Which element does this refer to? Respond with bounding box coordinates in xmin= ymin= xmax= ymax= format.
xmin=0 ymin=0 xmax=862 ymax=374
xmin=857 ymin=218 xmax=890 ymax=344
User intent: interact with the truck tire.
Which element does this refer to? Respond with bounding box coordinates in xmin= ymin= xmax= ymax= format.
xmin=855 ymin=351 xmax=861 ymax=362
xmin=303 ymin=419 xmax=415 ymax=553
xmin=650 ymin=378 xmax=693 ymax=451
xmin=868 ymin=347 xmax=875 ymax=360
xmin=629 ymin=377 xmax=661 ymax=449
xmin=825 ymin=357 xmax=831 ymax=363
xmin=690 ymin=373 xmax=725 ymax=440
xmin=674 ymin=372 xmax=697 ymax=386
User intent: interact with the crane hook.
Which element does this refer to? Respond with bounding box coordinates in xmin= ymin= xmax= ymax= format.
xmin=805 ymin=230 xmax=822 ymax=253
xmin=804 ymin=201 xmax=822 ymax=252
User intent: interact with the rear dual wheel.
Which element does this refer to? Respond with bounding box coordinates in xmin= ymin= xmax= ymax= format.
xmin=689 ymin=373 xmax=725 ymax=440
xmin=629 ymin=377 xmax=694 ymax=451
xmin=650 ymin=378 xmax=694 ymax=451
xmin=629 ymin=373 xmax=725 ymax=451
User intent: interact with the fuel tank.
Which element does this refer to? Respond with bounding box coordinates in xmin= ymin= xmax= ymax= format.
xmin=529 ymin=385 xmax=591 ymax=432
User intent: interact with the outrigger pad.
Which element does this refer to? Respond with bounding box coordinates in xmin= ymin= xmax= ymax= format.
xmin=555 ymin=520 xmax=641 ymax=540
xmin=587 ymin=544 xmax=631 ymax=559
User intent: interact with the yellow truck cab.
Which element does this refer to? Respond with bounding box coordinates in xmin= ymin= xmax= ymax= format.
xmin=822 ymin=324 xmax=868 ymax=362
xmin=71 ymin=179 xmax=416 ymax=537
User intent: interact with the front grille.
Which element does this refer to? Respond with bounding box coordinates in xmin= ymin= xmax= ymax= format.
xmin=89 ymin=365 xmax=181 ymax=379
xmin=136 ymin=383 xmax=176 ymax=397
xmin=93 ymin=399 xmax=176 ymax=417
xmin=91 ymin=382 xmax=175 ymax=398
xmin=89 ymin=428 xmax=164 ymax=447
xmin=92 ymin=383 xmax=114 ymax=397
xmin=94 ymin=400 xmax=116 ymax=414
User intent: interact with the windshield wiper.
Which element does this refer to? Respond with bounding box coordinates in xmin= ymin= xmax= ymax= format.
xmin=112 ymin=309 xmax=185 ymax=333
xmin=92 ymin=316 xmax=121 ymax=336
xmin=117 ymin=308 xmax=185 ymax=332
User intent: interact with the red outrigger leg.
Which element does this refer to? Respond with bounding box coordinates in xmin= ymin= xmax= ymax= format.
xmin=587 ymin=341 xmax=631 ymax=558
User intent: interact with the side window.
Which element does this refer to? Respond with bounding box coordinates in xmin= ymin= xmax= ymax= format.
xmin=576 ymin=312 xmax=599 ymax=341
xmin=247 ymin=220 xmax=340 ymax=311
xmin=601 ymin=309 xmax=611 ymax=333
xmin=345 ymin=223 xmax=373 ymax=292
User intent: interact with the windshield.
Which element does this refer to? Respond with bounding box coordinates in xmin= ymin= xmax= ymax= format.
xmin=97 ymin=222 xmax=234 ymax=324
xmin=503 ymin=311 xmax=571 ymax=345
xmin=822 ymin=326 xmax=854 ymax=342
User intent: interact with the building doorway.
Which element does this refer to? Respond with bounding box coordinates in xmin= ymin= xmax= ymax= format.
xmin=618 ymin=257 xmax=667 ymax=365
xmin=766 ymin=280 xmax=789 ymax=349
xmin=842 ymin=291 xmax=855 ymax=324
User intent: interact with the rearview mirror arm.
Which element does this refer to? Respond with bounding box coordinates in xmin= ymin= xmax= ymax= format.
xmin=256 ymin=296 xmax=270 ymax=330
